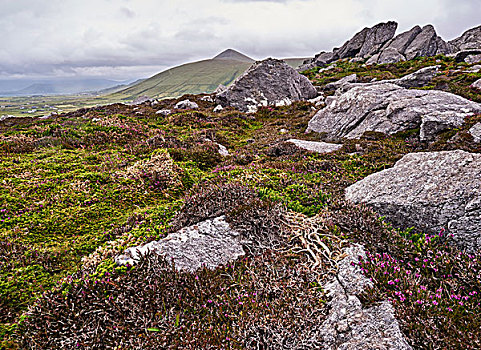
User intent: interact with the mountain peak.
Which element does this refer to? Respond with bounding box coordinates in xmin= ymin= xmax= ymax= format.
xmin=213 ymin=49 xmax=254 ymax=62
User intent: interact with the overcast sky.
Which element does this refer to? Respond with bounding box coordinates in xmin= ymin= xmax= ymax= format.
xmin=1 ymin=0 xmax=480 ymax=81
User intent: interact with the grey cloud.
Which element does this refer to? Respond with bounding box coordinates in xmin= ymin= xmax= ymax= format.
xmin=0 ymin=0 xmax=480 ymax=82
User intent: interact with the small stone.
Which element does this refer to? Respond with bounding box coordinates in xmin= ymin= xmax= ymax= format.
xmin=156 ymin=109 xmax=171 ymax=116
xmin=287 ymin=139 xmax=343 ymax=154
xmin=201 ymin=95 xmax=214 ymax=102
xmin=217 ymin=143 xmax=229 ymax=156
xmin=174 ymin=99 xmax=199 ymax=110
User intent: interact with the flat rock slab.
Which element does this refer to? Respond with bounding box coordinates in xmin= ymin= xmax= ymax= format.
xmin=116 ymin=216 xmax=245 ymax=271
xmin=345 ymin=150 xmax=481 ymax=252
xmin=320 ymin=245 xmax=412 ymax=350
xmin=287 ymin=139 xmax=343 ymax=153
xmin=307 ymin=83 xmax=481 ymax=142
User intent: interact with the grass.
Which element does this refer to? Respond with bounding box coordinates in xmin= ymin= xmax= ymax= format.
xmin=0 ymin=56 xmax=480 ymax=348
xmin=302 ymin=55 xmax=481 ymax=102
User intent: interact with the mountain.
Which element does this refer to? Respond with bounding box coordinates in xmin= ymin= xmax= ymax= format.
xmin=111 ymin=49 xmax=254 ymax=102
xmin=213 ymin=48 xmax=255 ymax=62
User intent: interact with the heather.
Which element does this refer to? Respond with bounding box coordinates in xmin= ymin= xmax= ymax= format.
xmin=0 ymin=57 xmax=480 ymax=349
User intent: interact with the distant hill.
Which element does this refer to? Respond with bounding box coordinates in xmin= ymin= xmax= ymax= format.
xmin=0 ymin=78 xmax=132 ymax=96
xmin=111 ymin=49 xmax=255 ymax=102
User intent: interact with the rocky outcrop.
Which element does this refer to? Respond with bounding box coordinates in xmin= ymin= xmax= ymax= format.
xmin=174 ymin=99 xmax=199 ymax=109
xmin=307 ymin=83 xmax=481 ymax=141
xmin=449 ymin=25 xmax=481 ymax=52
xmin=301 ymin=22 xmax=459 ymax=69
xmin=215 ymin=58 xmax=317 ymax=112
xmin=367 ymin=25 xmax=450 ymax=64
xmin=287 ymin=139 xmax=343 ymax=153
xmin=116 ymin=216 xmax=244 ymax=270
xmin=404 ymin=25 xmax=449 ymax=60
xmin=336 ymin=22 xmax=398 ymax=59
xmin=320 ymin=245 xmax=412 ymax=349
xmin=299 ymin=22 xmax=397 ymax=70
xmin=345 ymin=151 xmax=481 ymax=252
xmin=469 ymin=122 xmax=481 ymax=143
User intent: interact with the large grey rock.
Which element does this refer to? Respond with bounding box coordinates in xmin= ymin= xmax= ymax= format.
xmin=393 ymin=65 xmax=440 ymax=88
xmin=471 ymin=78 xmax=481 ymax=90
xmin=307 ymin=83 xmax=481 ymax=141
xmin=345 ymin=151 xmax=481 ymax=252
xmin=320 ymin=245 xmax=412 ymax=349
xmin=449 ymin=25 xmax=481 ymax=51
xmin=469 ymin=122 xmax=481 ymax=143
xmin=174 ymin=99 xmax=199 ymax=110
xmin=215 ymin=58 xmax=317 ymax=112
xmin=404 ymin=25 xmax=450 ymax=60
xmin=116 ymin=216 xmax=244 ymax=270
xmin=287 ymin=139 xmax=343 ymax=153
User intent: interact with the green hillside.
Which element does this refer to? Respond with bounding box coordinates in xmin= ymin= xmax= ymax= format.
xmin=109 ymin=50 xmax=308 ymax=103
xmin=111 ymin=58 xmax=253 ymax=102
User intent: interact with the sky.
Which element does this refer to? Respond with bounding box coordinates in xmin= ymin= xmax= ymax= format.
xmin=0 ymin=0 xmax=480 ymax=82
